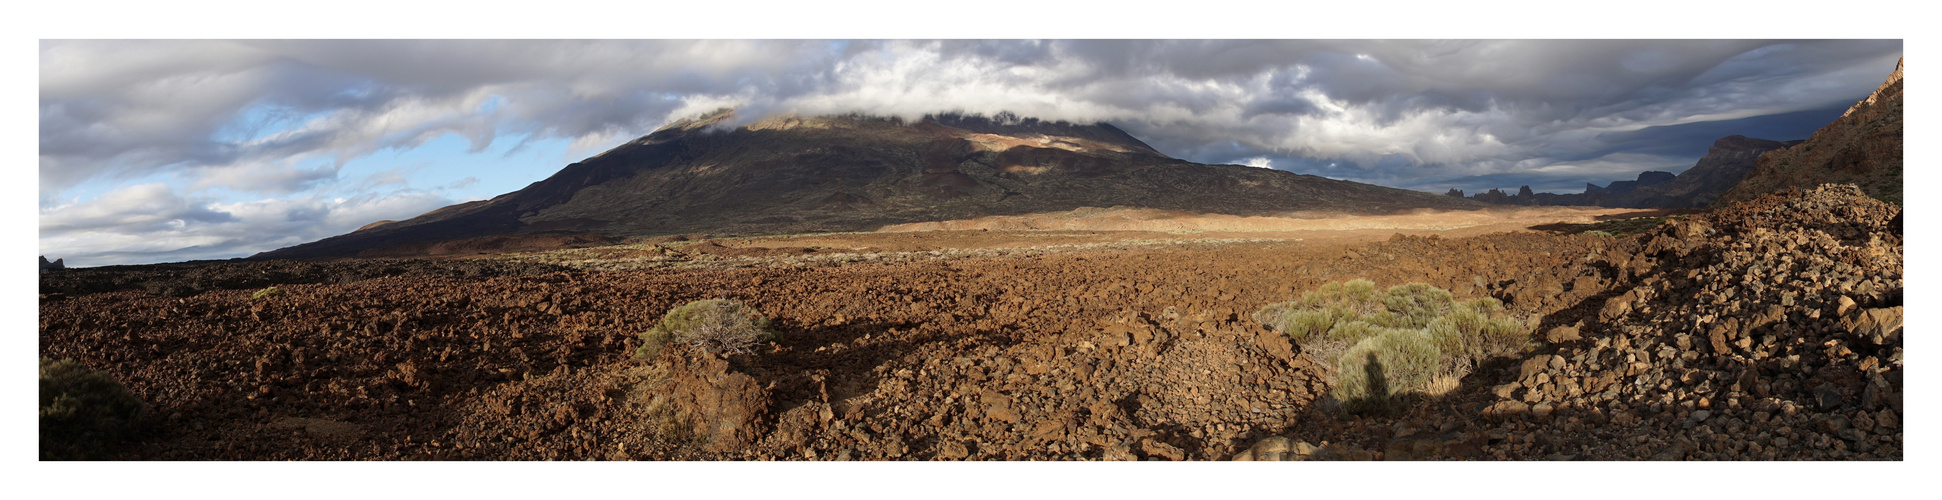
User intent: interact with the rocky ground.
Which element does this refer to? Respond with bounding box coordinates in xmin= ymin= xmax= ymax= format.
xmin=38 ymin=186 xmax=1900 ymax=460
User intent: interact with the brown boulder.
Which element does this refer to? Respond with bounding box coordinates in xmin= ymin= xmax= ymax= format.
xmin=659 ymin=352 xmax=771 ymax=453
xmin=1545 ymin=324 xmax=1582 ymax=343
xmin=1139 ymin=438 xmax=1186 ymax=461
xmin=1840 ymin=307 xmax=1903 ymax=345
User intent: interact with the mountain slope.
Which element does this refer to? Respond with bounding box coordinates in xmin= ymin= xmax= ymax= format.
xmin=257 ymin=111 xmax=1481 ymax=260
xmin=1717 ymin=58 xmax=1903 ymax=205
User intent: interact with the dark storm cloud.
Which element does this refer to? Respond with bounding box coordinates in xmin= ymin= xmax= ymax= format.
xmin=1579 ymin=105 xmax=1850 ymax=161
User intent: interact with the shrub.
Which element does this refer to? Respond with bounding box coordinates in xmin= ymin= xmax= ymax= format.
xmin=635 ymin=299 xmax=776 ymax=359
xmin=251 ymin=286 xmax=283 ymax=300
xmin=1255 ymin=279 xmax=1530 ymax=414
xmin=40 ymin=357 xmax=148 ymax=460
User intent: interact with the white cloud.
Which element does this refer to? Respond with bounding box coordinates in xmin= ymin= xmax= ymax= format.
xmin=38 ymin=184 xmax=452 ymax=266
xmin=43 ymin=40 xmax=1901 ymax=197
xmin=1240 ymin=156 xmax=1274 ymax=168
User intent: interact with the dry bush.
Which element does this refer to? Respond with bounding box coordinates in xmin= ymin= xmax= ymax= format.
xmin=1256 ymin=279 xmax=1530 ymax=414
xmin=40 ymin=357 xmax=147 ymax=460
xmin=635 ymin=299 xmax=776 ymax=359
xmin=250 ymin=286 xmax=284 ymax=300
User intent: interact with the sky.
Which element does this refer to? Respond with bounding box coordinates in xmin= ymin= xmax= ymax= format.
xmin=36 ymin=39 xmax=1903 ymax=266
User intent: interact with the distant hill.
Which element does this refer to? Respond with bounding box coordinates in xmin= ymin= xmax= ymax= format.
xmin=256 ymin=111 xmax=1480 ymax=260
xmin=1717 ymin=58 xmax=1902 ymax=205
xmin=1454 ymin=135 xmax=1795 ymax=208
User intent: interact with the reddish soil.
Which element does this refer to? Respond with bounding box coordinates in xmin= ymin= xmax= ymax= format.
xmin=38 ymin=187 xmax=1901 ymax=460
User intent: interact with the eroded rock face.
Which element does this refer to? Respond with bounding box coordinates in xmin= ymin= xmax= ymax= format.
xmin=1719 ymin=59 xmax=1903 ymax=205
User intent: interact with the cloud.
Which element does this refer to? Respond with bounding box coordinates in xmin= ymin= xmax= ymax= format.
xmin=41 ymin=40 xmax=1903 ymax=196
xmin=38 ymin=39 xmax=1904 ymax=265
xmin=38 ymin=183 xmax=452 ymax=266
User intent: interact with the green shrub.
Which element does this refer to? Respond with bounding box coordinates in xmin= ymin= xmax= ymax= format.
xmin=251 ymin=286 xmax=283 ymax=300
xmin=1255 ymin=279 xmax=1530 ymax=414
xmin=1333 ymin=328 xmax=1442 ymax=408
xmin=40 ymin=357 xmax=148 ymax=460
xmin=635 ymin=299 xmax=776 ymax=359
xmin=1565 ymin=216 xmax=1673 ymax=237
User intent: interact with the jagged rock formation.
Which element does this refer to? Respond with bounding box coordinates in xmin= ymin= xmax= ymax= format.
xmin=258 ymin=111 xmax=1480 ymax=260
xmin=40 ymin=256 xmax=65 ymax=271
xmin=1718 ymin=58 xmax=1903 ymax=205
xmin=1466 ymin=135 xmax=1794 ymax=208
xmin=1584 ymin=171 xmax=1676 ymax=198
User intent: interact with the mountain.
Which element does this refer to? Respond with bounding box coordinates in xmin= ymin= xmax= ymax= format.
xmin=1641 ymin=135 xmax=1800 ymax=207
xmin=1457 ymin=135 xmax=1795 ymax=208
xmin=1717 ymin=58 xmax=1903 ymax=205
xmin=256 ymin=111 xmax=1481 ymax=260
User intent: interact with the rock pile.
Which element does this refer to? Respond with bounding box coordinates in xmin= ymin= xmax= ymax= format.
xmin=1475 ymin=184 xmax=1901 ymax=459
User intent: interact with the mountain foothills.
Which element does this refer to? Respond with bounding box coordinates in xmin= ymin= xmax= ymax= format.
xmin=1718 ymin=58 xmax=1904 ymax=205
xmin=1456 ymin=135 xmax=1798 ymax=209
xmin=257 ymin=111 xmax=1480 ymax=260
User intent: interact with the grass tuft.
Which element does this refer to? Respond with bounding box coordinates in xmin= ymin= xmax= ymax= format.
xmin=1256 ymin=279 xmax=1530 ymax=415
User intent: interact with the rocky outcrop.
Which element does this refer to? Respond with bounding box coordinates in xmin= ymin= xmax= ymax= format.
xmin=1640 ymin=136 xmax=1800 ymax=207
xmin=40 ymin=256 xmax=65 ymax=271
xmin=1718 ymin=59 xmax=1903 ymax=205
xmin=1584 ymin=171 xmax=1676 ymax=197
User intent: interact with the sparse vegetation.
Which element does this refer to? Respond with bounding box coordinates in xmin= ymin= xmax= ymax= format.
xmin=1254 ymin=279 xmax=1530 ymax=414
xmin=40 ymin=357 xmax=148 ymax=460
xmin=251 ymin=286 xmax=284 ymax=300
xmin=635 ymin=299 xmax=777 ymax=359
xmin=1572 ymin=216 xmax=1675 ymax=237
